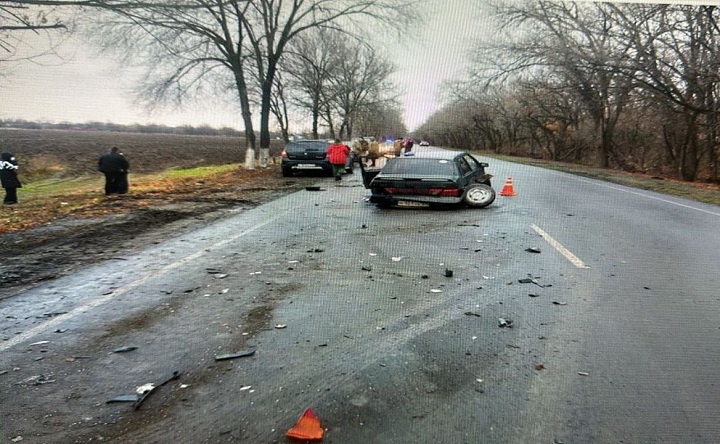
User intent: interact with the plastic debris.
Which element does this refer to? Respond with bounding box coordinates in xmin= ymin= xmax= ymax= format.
xmin=391 ymin=256 xmax=404 ymax=262
xmin=464 ymin=312 xmax=481 ymax=317
xmin=107 ymin=394 xmax=139 ymax=403
xmin=275 ymin=324 xmax=287 ymax=329
xmin=11 ymin=436 xmax=23 ymax=443
xmin=305 ymin=186 xmax=323 ymax=191
xmin=498 ymin=318 xmax=513 ymax=328
xmin=130 ymin=371 xmax=180 ymax=410
xmin=535 ymin=364 xmax=545 ymax=371
xmin=286 ymin=408 xmax=323 ymax=441
xmin=528 ymin=294 xmax=540 ymax=298
xmin=430 ymin=289 xmax=442 ymax=293
xmin=240 ymin=386 xmax=252 ymax=391
xmin=444 ymin=269 xmax=454 ymax=277
xmin=214 ymin=274 xmax=229 ymax=279
xmin=552 ymin=301 xmax=567 ymax=305
xmin=113 ymin=346 xmax=138 ymax=353
xmin=525 ymin=247 xmax=541 ymax=253
xmin=578 ymin=372 xmax=589 ymax=376
xmin=215 ymin=349 xmax=256 ymax=361
xmin=29 ymin=341 xmax=49 ymax=346
xmin=136 ymin=383 xmax=155 ymax=394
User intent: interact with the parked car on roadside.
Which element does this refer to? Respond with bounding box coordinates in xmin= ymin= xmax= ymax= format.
xmin=361 ymin=148 xmax=495 ymax=209
xmin=281 ymin=140 xmax=354 ymax=177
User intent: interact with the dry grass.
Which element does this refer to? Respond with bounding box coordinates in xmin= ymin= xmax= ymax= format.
xmin=1 ymin=165 xmax=294 ymax=234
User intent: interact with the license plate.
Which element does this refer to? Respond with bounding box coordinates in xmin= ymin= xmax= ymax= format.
xmin=297 ymin=164 xmax=320 ymax=169
xmin=398 ymin=200 xmax=427 ymax=208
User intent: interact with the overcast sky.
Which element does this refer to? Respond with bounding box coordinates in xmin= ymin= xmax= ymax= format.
xmin=0 ymin=1 xmax=490 ymax=131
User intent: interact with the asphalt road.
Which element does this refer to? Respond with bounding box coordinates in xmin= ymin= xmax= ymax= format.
xmin=2 ymin=156 xmax=720 ymax=443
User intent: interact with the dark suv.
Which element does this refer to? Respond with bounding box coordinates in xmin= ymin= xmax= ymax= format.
xmin=281 ymin=140 xmax=332 ymax=177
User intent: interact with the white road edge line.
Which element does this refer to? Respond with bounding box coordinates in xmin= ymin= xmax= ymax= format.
xmin=531 ymin=223 xmax=590 ymax=269
xmin=575 ymin=178 xmax=720 ymax=217
xmin=0 ymin=216 xmax=280 ymax=353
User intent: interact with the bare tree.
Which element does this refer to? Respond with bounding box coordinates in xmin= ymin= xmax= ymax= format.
xmin=83 ymin=0 xmax=419 ymax=167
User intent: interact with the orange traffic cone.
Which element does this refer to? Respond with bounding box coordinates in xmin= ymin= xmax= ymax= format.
xmin=499 ymin=177 xmax=517 ymax=196
xmin=286 ymin=408 xmax=324 ymax=441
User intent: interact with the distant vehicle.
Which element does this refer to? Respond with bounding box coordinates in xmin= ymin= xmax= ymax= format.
xmin=281 ymin=139 xmax=353 ymax=177
xmin=361 ymin=148 xmax=495 ymax=209
xmin=281 ymin=140 xmax=331 ymax=177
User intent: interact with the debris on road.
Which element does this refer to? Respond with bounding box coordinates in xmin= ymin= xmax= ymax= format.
xmin=215 ymin=349 xmax=256 ymax=361
xmin=136 ymin=383 xmax=155 ymax=394
xmin=464 ymin=312 xmax=481 ymax=317
xmin=113 ymin=346 xmax=138 ymax=353
xmin=535 ymin=364 xmax=545 ymax=371
xmin=552 ymin=301 xmax=568 ymax=305
xmin=525 ymin=247 xmax=542 ymax=253
xmin=107 ymin=394 xmax=139 ymax=403
xmin=54 ymin=329 xmax=68 ymax=333
xmin=11 ymin=436 xmax=23 ymax=443
xmin=214 ymin=273 xmax=229 ymax=279
xmin=392 ymin=256 xmax=404 ymax=262
xmin=518 ymin=277 xmax=548 ymax=288
xmin=430 ymin=289 xmax=442 ymax=293
xmin=275 ymin=324 xmax=287 ymax=329
xmin=29 ymin=341 xmax=49 ymax=346
xmin=444 ymin=269 xmax=454 ymax=277
xmin=132 ymin=371 xmax=181 ymax=410
xmin=20 ymin=375 xmax=55 ymax=386
xmin=498 ymin=318 xmax=513 ymax=328
xmin=361 ymin=265 xmax=372 ymax=271
xmin=528 ymin=294 xmax=540 ymax=298
xmin=578 ymin=372 xmax=589 ymax=376
xmin=305 ymin=186 xmax=324 ymax=191
xmin=286 ymin=408 xmax=324 ymax=441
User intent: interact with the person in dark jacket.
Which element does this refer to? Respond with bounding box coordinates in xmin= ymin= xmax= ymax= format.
xmin=98 ymin=147 xmax=130 ymax=195
xmin=0 ymin=152 xmax=21 ymax=205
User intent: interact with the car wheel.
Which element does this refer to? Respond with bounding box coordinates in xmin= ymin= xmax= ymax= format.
xmin=281 ymin=167 xmax=292 ymax=177
xmin=463 ymin=184 xmax=495 ymax=208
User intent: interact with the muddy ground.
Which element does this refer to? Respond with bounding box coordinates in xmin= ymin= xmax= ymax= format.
xmin=0 ymin=169 xmax=310 ymax=299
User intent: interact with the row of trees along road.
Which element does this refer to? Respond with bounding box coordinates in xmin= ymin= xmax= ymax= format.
xmin=1 ymin=0 xmax=417 ymax=167
xmin=417 ymin=1 xmax=720 ymax=183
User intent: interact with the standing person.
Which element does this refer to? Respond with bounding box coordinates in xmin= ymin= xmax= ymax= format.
xmin=327 ymin=139 xmax=350 ymax=181
xmin=0 ymin=152 xmax=21 ymax=205
xmin=98 ymin=146 xmax=130 ymax=195
xmin=402 ymin=137 xmax=414 ymax=154
xmin=393 ymin=138 xmax=403 ymax=157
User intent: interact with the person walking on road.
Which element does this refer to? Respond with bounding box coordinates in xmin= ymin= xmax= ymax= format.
xmin=327 ymin=139 xmax=350 ymax=181
xmin=0 ymin=152 xmax=21 ymax=205
xmin=98 ymin=147 xmax=130 ymax=195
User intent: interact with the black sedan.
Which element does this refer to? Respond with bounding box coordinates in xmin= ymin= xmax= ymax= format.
xmin=361 ymin=148 xmax=495 ymax=209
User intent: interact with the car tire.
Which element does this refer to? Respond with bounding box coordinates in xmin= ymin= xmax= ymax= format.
xmin=463 ymin=184 xmax=495 ymax=208
xmin=281 ymin=167 xmax=292 ymax=177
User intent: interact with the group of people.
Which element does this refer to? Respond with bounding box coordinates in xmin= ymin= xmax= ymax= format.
xmin=0 ymin=146 xmax=130 ymax=205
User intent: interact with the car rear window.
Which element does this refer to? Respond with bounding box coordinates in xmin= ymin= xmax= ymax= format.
xmin=285 ymin=141 xmax=328 ymax=152
xmin=382 ymin=158 xmax=457 ymax=176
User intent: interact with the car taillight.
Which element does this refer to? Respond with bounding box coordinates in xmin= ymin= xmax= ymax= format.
xmin=383 ymin=187 xmax=460 ymax=197
xmin=430 ymin=188 xmax=460 ymax=197
xmin=281 ymin=149 xmax=287 ymax=158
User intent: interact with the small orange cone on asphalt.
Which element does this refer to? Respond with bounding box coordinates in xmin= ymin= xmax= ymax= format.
xmin=499 ymin=177 xmax=517 ymax=196
xmin=286 ymin=408 xmax=324 ymax=441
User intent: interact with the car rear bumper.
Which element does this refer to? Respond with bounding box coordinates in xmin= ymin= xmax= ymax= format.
xmin=282 ymin=159 xmax=331 ymax=172
xmin=369 ymin=193 xmax=463 ymax=205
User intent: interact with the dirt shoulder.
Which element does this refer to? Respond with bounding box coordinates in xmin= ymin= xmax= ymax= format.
xmin=0 ymin=166 xmax=309 ymax=299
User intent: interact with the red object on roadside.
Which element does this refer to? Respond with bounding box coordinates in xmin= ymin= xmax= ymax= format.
xmin=286 ymin=408 xmax=323 ymax=441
